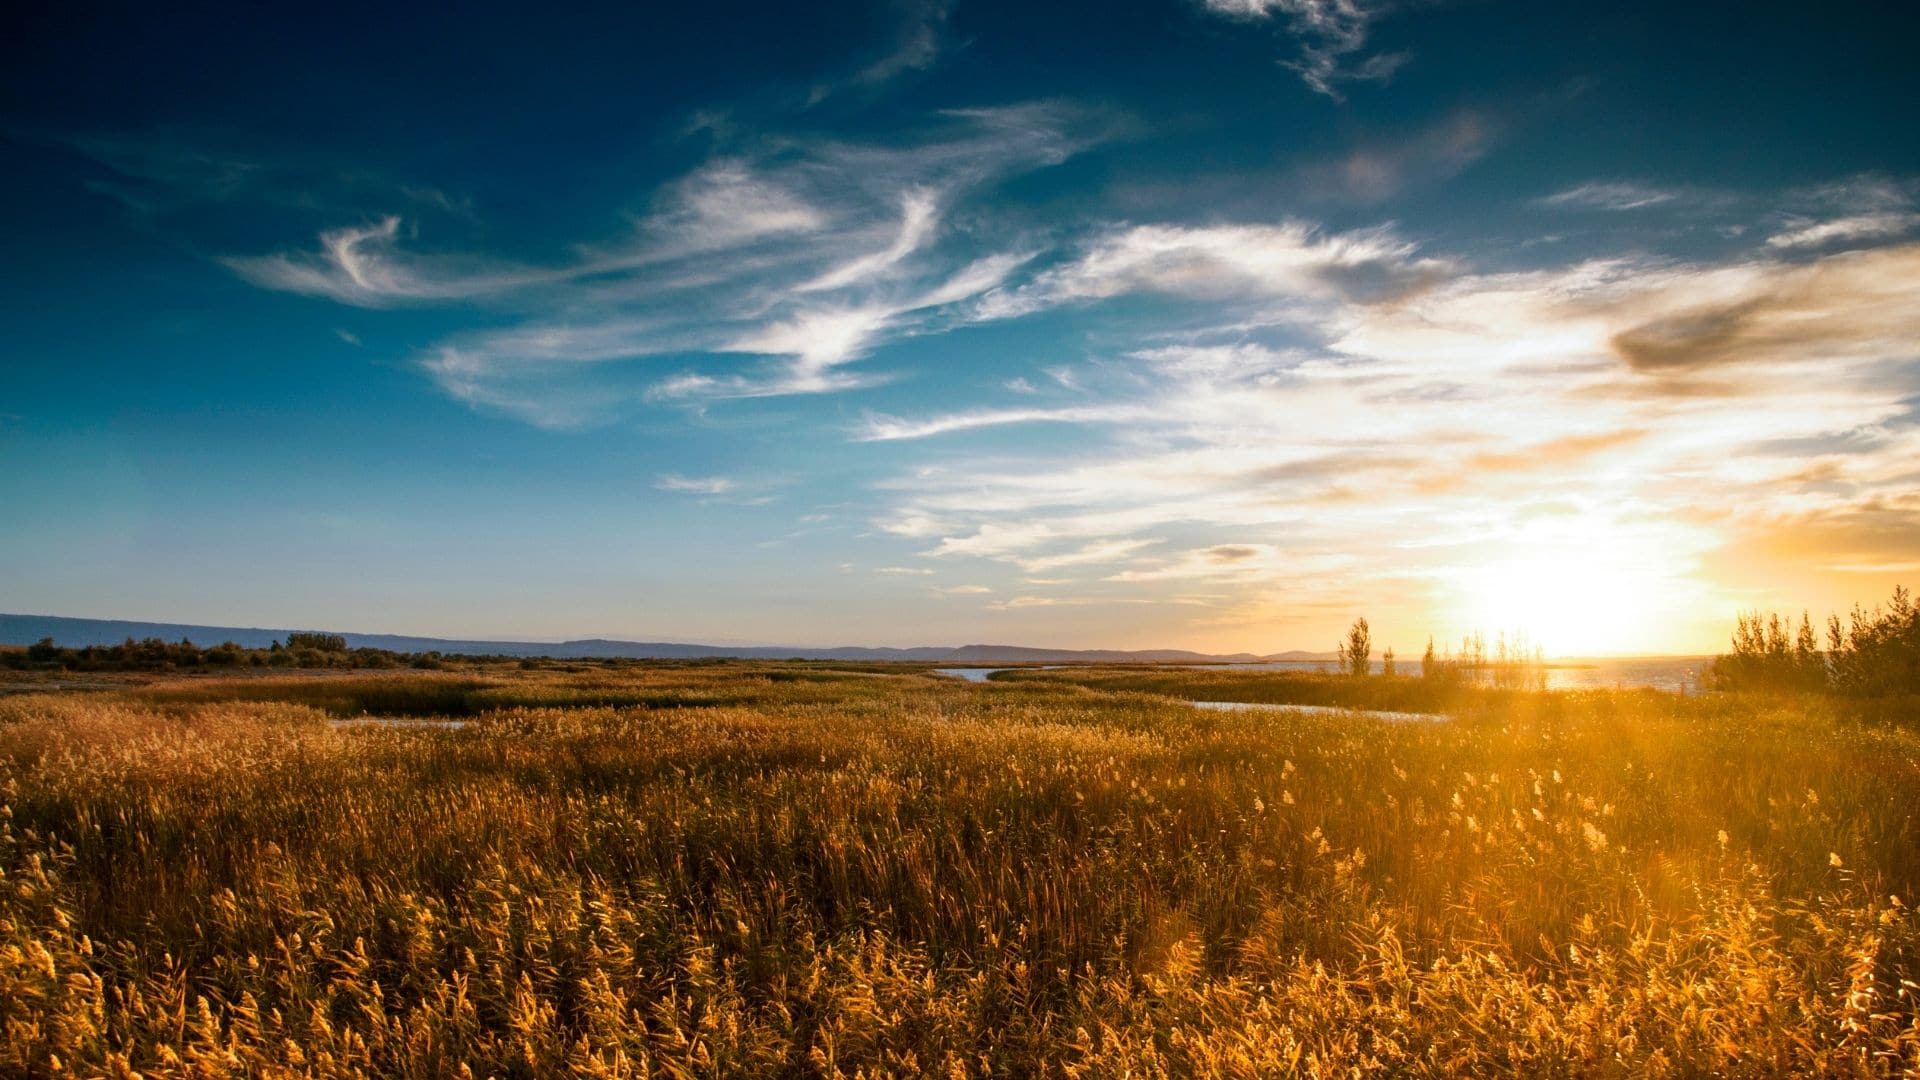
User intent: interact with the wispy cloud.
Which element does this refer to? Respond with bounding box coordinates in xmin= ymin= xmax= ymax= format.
xmin=225 ymin=216 xmax=561 ymax=306
xmin=1766 ymin=212 xmax=1920 ymax=250
xmin=1106 ymin=543 xmax=1289 ymax=582
xmin=1755 ymin=174 xmax=1920 ymax=251
xmin=655 ymin=474 xmax=736 ymax=495
xmin=987 ymin=595 xmax=1088 ymax=610
xmin=869 ymin=221 xmax=1920 ymax=648
xmin=975 ymin=219 xmax=1450 ymax=320
xmin=857 ymin=404 xmax=1145 ymax=441
xmin=644 ymin=160 xmax=830 ymax=251
xmin=797 ymin=189 xmax=939 ymax=292
xmin=1201 ymin=0 xmax=1406 ymax=99
xmin=1297 ymin=109 xmax=1498 ymax=203
xmin=1016 ymin=538 xmax=1164 ymax=573
xmin=222 ymin=102 xmax=1099 ymax=420
xmin=808 ymin=0 xmax=953 ymax=104
xmin=1537 ymin=181 xmax=1679 ymax=212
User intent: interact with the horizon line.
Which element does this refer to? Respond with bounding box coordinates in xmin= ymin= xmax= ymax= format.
xmin=0 ymin=612 xmax=1714 ymax=661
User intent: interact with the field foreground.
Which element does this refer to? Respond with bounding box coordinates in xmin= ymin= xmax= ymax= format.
xmin=4 ymin=663 xmax=1920 ymax=1076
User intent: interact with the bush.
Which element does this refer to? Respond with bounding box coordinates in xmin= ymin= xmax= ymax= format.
xmin=1711 ymin=612 xmax=1825 ymax=693
xmin=1827 ymin=586 xmax=1920 ymax=697
xmin=205 ymin=642 xmax=247 ymax=666
xmin=1712 ymin=586 xmax=1919 ymax=697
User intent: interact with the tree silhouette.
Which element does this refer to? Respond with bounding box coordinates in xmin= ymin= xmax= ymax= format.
xmin=1338 ymin=618 xmax=1372 ymax=677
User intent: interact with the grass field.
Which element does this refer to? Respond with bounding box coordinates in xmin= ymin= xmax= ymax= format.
xmin=4 ymin=662 xmax=1919 ymax=1076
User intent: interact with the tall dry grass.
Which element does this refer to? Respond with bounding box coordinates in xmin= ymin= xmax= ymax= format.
xmin=3 ymin=666 xmax=1918 ymax=1076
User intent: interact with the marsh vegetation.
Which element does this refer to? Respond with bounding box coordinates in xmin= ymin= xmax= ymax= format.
xmin=3 ymin=660 xmax=1918 ymax=1076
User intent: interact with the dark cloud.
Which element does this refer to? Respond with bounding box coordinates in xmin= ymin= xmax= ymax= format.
xmin=1294 ymin=109 xmax=1499 ymax=204
xmin=1611 ymin=299 xmax=1772 ymax=371
xmin=1608 ymin=244 xmax=1920 ymax=378
xmin=1734 ymin=498 xmax=1920 ymax=568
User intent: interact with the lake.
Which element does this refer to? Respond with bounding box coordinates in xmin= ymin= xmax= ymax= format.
xmin=934 ymin=655 xmax=1711 ymax=693
xmin=1190 ymin=701 xmax=1442 ymax=722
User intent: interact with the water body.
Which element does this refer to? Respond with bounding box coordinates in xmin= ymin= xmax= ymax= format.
xmin=933 ymin=666 xmax=1059 ymax=683
xmin=931 ymin=671 xmax=1443 ymax=721
xmin=329 ymin=718 xmax=470 ymax=730
xmin=1190 ymin=701 xmax=1443 ymax=723
xmin=1537 ymin=657 xmax=1710 ymax=693
xmin=1164 ymin=658 xmax=1708 ymax=692
xmin=935 ymin=656 xmax=1710 ymax=693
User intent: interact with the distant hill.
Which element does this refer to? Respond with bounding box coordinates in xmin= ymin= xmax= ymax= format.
xmin=0 ymin=614 xmax=1337 ymax=664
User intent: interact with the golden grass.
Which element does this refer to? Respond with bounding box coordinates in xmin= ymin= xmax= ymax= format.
xmin=3 ymin=665 xmax=1918 ymax=1076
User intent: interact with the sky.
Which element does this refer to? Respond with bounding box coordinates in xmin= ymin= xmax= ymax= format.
xmin=3 ymin=0 xmax=1918 ymax=656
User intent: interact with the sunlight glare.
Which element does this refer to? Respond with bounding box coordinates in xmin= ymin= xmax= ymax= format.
xmin=1454 ymin=550 xmax=1665 ymax=658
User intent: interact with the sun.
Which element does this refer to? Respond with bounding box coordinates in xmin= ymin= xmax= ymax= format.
xmin=1452 ymin=550 xmax=1668 ymax=658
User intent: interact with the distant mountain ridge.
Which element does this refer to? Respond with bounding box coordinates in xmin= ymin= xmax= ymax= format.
xmin=0 ymin=614 xmax=1337 ymax=664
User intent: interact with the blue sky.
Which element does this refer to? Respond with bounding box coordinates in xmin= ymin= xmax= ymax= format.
xmin=4 ymin=0 xmax=1918 ymax=654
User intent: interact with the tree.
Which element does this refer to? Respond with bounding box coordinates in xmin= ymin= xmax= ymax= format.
xmin=1825 ymin=587 xmax=1920 ymax=697
xmin=1712 ymin=609 xmax=1829 ymax=693
xmin=1338 ymin=617 xmax=1372 ymax=677
xmin=206 ymin=642 xmax=246 ymax=666
xmin=1382 ymin=647 xmax=1396 ymax=678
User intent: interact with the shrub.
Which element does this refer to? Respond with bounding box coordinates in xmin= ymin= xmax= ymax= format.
xmin=1711 ymin=612 xmax=1825 ymax=693
xmin=1713 ymin=587 xmax=1919 ymax=697
xmin=1337 ymin=617 xmax=1371 ymax=677
xmin=1826 ymin=586 xmax=1920 ymax=697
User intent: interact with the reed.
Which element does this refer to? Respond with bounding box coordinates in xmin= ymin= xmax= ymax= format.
xmin=3 ymin=665 xmax=1917 ymax=1076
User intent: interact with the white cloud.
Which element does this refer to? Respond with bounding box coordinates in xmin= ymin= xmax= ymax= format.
xmin=1796 ymin=174 xmax=1916 ymax=214
xmin=1017 ymin=538 xmax=1164 ymax=573
xmin=877 ymin=511 xmax=953 ymax=539
xmin=655 ymin=474 xmax=735 ymax=495
xmin=1331 ymin=243 xmax=1920 ymax=378
xmin=223 ymin=103 xmax=1099 ymax=421
xmin=717 ymin=306 xmax=896 ymax=392
xmin=922 ymin=521 xmax=1063 ymax=559
xmin=1537 ymin=181 xmax=1679 ymax=212
xmin=869 ymin=230 xmax=1920 ymax=650
xmin=797 ymin=188 xmax=939 ymax=292
xmin=1202 ymin=0 xmax=1402 ymax=98
xmin=987 ymin=595 xmax=1084 ymax=610
xmin=976 ymin=220 xmax=1448 ymax=320
xmin=224 ymin=216 xmax=558 ymax=307
xmin=1106 ymin=543 xmax=1288 ymax=582
xmin=1766 ymin=212 xmax=1920 ymax=250
xmin=909 ymin=252 xmax=1036 ymax=310
xmin=857 ymin=405 xmax=1145 ymax=441
xmin=646 ymin=161 xmax=828 ymax=251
